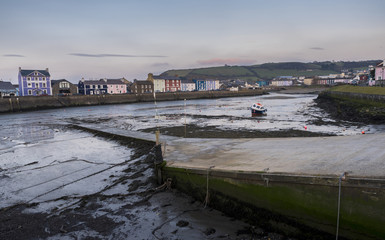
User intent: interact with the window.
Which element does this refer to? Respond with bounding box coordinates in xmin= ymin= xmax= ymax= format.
xmin=28 ymin=90 xmax=32 ymax=95
xmin=60 ymin=82 xmax=70 ymax=88
xmin=43 ymin=90 xmax=47 ymax=94
xmin=42 ymin=83 xmax=46 ymax=88
xmin=42 ymin=77 xmax=46 ymax=81
xmin=28 ymin=83 xmax=31 ymax=87
xmin=34 ymin=72 xmax=38 ymax=76
xmin=27 ymin=77 xmax=31 ymax=81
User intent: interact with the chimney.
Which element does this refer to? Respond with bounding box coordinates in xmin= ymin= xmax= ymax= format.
xmin=147 ymin=73 xmax=154 ymax=82
xmin=46 ymin=68 xmax=49 ymax=72
xmin=19 ymin=67 xmax=21 ymax=71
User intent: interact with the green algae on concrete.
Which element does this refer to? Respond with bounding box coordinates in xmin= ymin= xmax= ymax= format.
xmin=163 ymin=166 xmax=385 ymax=240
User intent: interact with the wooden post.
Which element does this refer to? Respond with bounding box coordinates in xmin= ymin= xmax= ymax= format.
xmin=155 ymin=130 xmax=160 ymax=145
xmin=9 ymin=98 xmax=13 ymax=112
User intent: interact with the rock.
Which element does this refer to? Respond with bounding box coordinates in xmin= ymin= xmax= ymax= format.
xmin=176 ymin=220 xmax=189 ymax=227
xmin=204 ymin=227 xmax=216 ymax=235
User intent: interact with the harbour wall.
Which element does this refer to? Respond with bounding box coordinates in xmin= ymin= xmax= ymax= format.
xmin=162 ymin=167 xmax=385 ymax=240
xmin=321 ymin=91 xmax=385 ymax=103
xmin=0 ymin=90 xmax=265 ymax=113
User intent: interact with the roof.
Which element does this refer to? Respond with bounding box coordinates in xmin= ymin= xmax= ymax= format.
xmin=276 ymin=76 xmax=294 ymax=79
xmin=133 ymin=80 xmax=153 ymax=85
xmin=20 ymin=69 xmax=50 ymax=77
xmin=0 ymin=81 xmax=17 ymax=90
xmin=181 ymin=80 xmax=195 ymax=84
xmin=79 ymin=79 xmax=107 ymax=85
xmin=51 ymin=79 xmax=72 ymax=85
xmin=377 ymin=61 xmax=384 ymax=67
xmin=154 ymin=76 xmax=181 ymax=80
xmin=105 ymin=79 xmax=125 ymax=84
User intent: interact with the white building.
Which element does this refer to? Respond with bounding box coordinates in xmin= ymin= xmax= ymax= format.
xmin=181 ymin=80 xmax=195 ymax=91
xmin=147 ymin=73 xmax=165 ymax=92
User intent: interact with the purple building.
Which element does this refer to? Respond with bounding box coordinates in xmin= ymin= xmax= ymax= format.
xmin=18 ymin=67 xmax=52 ymax=96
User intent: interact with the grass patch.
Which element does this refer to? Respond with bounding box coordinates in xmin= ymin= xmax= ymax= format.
xmin=330 ymin=85 xmax=385 ymax=95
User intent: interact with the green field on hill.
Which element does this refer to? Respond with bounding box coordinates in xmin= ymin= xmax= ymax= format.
xmin=161 ymin=60 xmax=380 ymax=82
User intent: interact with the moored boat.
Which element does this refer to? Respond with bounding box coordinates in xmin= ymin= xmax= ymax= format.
xmin=251 ymin=103 xmax=267 ymax=116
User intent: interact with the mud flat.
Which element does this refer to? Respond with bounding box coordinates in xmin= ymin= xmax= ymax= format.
xmin=0 ymin=125 xmax=284 ymax=240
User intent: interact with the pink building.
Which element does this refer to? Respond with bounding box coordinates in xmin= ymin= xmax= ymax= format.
xmin=375 ymin=60 xmax=385 ymax=80
xmin=106 ymin=79 xmax=128 ymax=94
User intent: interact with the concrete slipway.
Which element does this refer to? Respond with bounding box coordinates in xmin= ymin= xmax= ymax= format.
xmin=76 ymin=125 xmax=385 ymax=239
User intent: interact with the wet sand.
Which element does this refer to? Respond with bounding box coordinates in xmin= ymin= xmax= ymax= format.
xmin=0 ymin=127 xmax=287 ymax=240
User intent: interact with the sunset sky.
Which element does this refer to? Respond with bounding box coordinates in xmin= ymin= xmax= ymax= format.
xmin=1 ymin=0 xmax=384 ymax=83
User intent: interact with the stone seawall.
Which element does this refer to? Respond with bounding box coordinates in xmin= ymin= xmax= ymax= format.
xmin=163 ymin=167 xmax=385 ymax=240
xmin=324 ymin=91 xmax=385 ymax=103
xmin=0 ymin=90 xmax=265 ymax=113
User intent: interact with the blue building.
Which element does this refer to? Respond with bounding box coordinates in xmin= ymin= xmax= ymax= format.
xmin=78 ymin=79 xmax=108 ymax=95
xmin=193 ymin=79 xmax=206 ymax=91
xmin=18 ymin=67 xmax=52 ymax=96
xmin=256 ymin=80 xmax=270 ymax=87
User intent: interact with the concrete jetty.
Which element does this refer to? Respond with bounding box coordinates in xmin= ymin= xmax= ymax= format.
xmin=164 ymin=133 xmax=385 ymax=177
xmin=74 ymin=124 xmax=385 ymax=239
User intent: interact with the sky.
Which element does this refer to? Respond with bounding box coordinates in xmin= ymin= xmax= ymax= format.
xmin=1 ymin=0 xmax=384 ymax=83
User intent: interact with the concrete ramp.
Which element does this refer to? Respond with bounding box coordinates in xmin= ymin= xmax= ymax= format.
xmin=164 ymin=133 xmax=385 ymax=177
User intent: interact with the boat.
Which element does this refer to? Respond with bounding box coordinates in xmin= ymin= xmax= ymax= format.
xmin=251 ymin=103 xmax=267 ymax=116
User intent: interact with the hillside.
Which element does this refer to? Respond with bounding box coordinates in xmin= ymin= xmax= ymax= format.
xmin=160 ymin=60 xmax=380 ymax=82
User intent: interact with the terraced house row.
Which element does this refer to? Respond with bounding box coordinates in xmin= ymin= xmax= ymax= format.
xmin=4 ymin=68 xmax=222 ymax=97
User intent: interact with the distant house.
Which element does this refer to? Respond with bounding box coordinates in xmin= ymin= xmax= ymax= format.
xmin=193 ymin=79 xmax=206 ymax=91
xmin=18 ymin=67 xmax=52 ymax=96
xmin=104 ymin=78 xmax=128 ymax=94
xmin=304 ymin=78 xmax=315 ymax=85
xmin=0 ymin=81 xmax=17 ymax=97
xmin=130 ymin=80 xmax=153 ymax=94
xmin=147 ymin=74 xmax=165 ymax=92
xmin=51 ymin=79 xmax=78 ymax=96
xmin=181 ymin=80 xmax=195 ymax=91
xmin=375 ymin=60 xmax=385 ymax=86
xmin=164 ymin=76 xmax=181 ymax=92
xmin=78 ymin=79 xmax=108 ymax=95
xmin=206 ymin=79 xmax=220 ymax=90
xmin=334 ymin=78 xmax=352 ymax=84
xmin=315 ymin=78 xmax=335 ymax=85
xmin=255 ymin=80 xmax=269 ymax=87
xmin=13 ymin=84 xmax=19 ymax=96
xmin=270 ymin=76 xmax=294 ymax=87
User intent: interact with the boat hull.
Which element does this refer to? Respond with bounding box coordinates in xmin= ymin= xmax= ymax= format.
xmin=251 ymin=109 xmax=267 ymax=116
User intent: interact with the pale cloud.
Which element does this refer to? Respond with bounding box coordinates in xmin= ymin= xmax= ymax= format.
xmin=197 ymin=58 xmax=256 ymax=66
xmin=151 ymin=62 xmax=170 ymax=68
xmin=69 ymin=53 xmax=167 ymax=58
xmin=310 ymin=47 xmax=325 ymax=50
xmin=3 ymin=54 xmax=25 ymax=57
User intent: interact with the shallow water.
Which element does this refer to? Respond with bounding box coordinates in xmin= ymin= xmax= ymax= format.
xmin=61 ymin=92 xmax=384 ymax=136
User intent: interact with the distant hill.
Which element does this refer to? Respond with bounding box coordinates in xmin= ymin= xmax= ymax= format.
xmin=160 ymin=60 xmax=381 ymax=82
